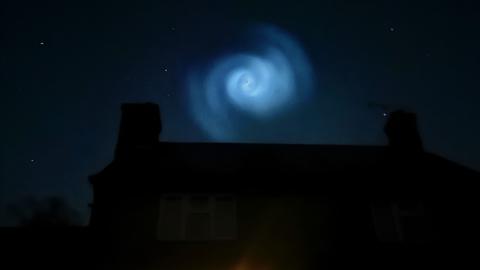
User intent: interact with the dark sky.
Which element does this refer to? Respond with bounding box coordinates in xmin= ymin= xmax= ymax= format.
xmin=1 ymin=0 xmax=479 ymax=225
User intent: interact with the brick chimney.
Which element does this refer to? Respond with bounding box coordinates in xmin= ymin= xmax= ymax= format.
xmin=115 ymin=103 xmax=161 ymax=157
xmin=384 ymin=110 xmax=423 ymax=152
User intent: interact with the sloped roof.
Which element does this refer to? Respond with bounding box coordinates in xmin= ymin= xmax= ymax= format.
xmin=89 ymin=142 xmax=479 ymax=197
xmin=91 ymin=142 xmax=388 ymax=177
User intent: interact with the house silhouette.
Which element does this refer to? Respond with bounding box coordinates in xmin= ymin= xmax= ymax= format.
xmin=85 ymin=103 xmax=478 ymax=270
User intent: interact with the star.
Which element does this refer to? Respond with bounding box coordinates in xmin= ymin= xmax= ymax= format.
xmin=389 ymin=27 xmax=395 ymax=32
xmin=39 ymin=41 xmax=45 ymax=46
xmin=29 ymin=159 xmax=35 ymax=163
xmin=164 ymin=68 xmax=168 ymax=72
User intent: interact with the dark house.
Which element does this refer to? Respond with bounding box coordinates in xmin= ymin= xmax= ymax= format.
xmin=88 ymin=103 xmax=478 ymax=270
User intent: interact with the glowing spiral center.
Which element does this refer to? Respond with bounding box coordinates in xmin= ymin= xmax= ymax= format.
xmin=187 ymin=24 xmax=315 ymax=140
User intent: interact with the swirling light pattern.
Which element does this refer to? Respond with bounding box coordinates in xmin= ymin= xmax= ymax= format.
xmin=187 ymin=24 xmax=315 ymax=140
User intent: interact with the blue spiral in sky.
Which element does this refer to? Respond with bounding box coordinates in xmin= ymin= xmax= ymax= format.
xmin=187 ymin=24 xmax=315 ymax=140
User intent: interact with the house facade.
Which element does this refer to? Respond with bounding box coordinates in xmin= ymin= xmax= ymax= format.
xmin=88 ymin=103 xmax=478 ymax=270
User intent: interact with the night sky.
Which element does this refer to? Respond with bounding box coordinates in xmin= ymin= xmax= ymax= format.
xmin=1 ymin=0 xmax=479 ymax=225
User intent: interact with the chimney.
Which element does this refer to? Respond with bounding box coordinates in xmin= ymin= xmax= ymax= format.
xmin=384 ymin=110 xmax=423 ymax=152
xmin=115 ymin=103 xmax=161 ymax=157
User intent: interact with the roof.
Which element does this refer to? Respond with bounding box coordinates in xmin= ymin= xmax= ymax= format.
xmin=89 ymin=142 xmax=479 ymax=197
xmin=91 ymin=142 xmax=389 ymax=176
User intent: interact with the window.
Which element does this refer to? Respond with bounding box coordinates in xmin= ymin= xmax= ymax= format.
xmin=157 ymin=194 xmax=237 ymax=241
xmin=371 ymin=201 xmax=429 ymax=243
